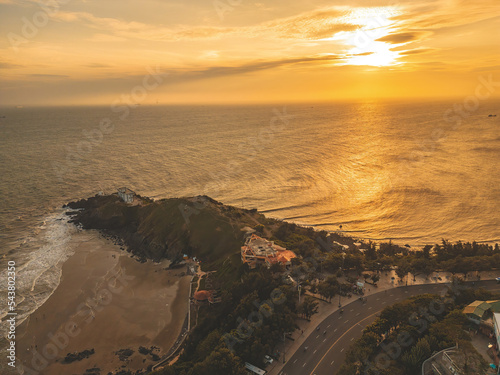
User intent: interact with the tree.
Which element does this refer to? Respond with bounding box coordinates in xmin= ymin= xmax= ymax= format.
xmin=254 ymin=224 xmax=264 ymax=234
xmin=395 ymin=262 xmax=409 ymax=281
xmin=365 ymin=241 xmax=377 ymax=260
xmin=195 ymin=330 xmax=222 ymax=361
xmin=401 ymin=338 xmax=431 ymax=373
xmin=422 ymin=245 xmax=432 ymax=259
xmin=409 ymin=258 xmax=435 ymax=280
xmin=299 ymin=296 xmax=319 ymax=320
xmin=269 ymin=262 xmax=285 ymax=274
xmin=370 ymin=274 xmax=380 ymax=285
xmin=443 ymin=257 xmax=470 ymax=278
xmin=189 ymin=347 xmax=246 ymax=375
xmin=317 ymin=282 xmax=336 ymax=302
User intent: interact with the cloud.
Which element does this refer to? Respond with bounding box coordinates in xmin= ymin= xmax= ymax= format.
xmin=0 ymin=60 xmax=22 ymax=69
xmin=264 ymin=8 xmax=359 ymax=39
xmin=376 ymin=31 xmax=431 ymax=44
xmin=393 ymin=0 xmax=500 ymax=31
xmin=87 ymin=34 xmax=127 ymax=43
xmin=402 ymin=61 xmax=450 ymax=71
xmin=472 ymin=65 xmax=500 ymax=72
xmin=50 ymin=7 xmax=360 ymax=42
xmin=171 ymin=54 xmax=342 ymax=82
xmin=29 ymin=74 xmax=69 ymax=78
xmin=84 ymin=63 xmax=114 ymax=68
xmin=397 ymin=48 xmax=438 ymax=55
xmin=51 ymin=11 xmax=238 ymax=41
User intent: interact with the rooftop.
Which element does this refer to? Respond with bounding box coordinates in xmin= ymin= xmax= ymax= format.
xmin=118 ymin=187 xmax=135 ymax=195
xmin=464 ymin=300 xmax=492 ymax=318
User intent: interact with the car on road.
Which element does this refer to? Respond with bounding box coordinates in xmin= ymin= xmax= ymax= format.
xmin=496 ymin=277 xmax=500 ymax=283
xmin=264 ymin=355 xmax=274 ymax=364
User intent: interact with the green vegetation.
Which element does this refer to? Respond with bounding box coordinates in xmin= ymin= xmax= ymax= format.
xmin=154 ymin=266 xmax=299 ymax=375
xmin=69 ymin=195 xmax=273 ymax=268
xmin=68 ymin=194 xmax=500 ymax=375
xmin=337 ymin=285 xmax=499 ymax=375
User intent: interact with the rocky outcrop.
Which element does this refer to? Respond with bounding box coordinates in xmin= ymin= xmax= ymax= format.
xmin=65 ymin=194 xmax=247 ymax=265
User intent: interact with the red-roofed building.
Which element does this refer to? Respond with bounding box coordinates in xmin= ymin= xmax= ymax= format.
xmin=241 ymin=234 xmax=296 ymax=269
xmin=194 ymin=290 xmax=212 ymax=302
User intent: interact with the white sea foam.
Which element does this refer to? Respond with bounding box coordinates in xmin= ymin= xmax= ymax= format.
xmin=0 ymin=210 xmax=77 ymax=331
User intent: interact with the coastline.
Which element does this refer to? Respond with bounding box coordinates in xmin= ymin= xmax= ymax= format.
xmin=13 ymin=230 xmax=191 ymax=375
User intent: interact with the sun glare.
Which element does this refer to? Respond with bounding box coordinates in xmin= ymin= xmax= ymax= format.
xmin=347 ymin=41 xmax=400 ymax=66
xmin=329 ymin=7 xmax=402 ymax=67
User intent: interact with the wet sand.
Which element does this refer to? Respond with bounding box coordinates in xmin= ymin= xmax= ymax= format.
xmin=15 ymin=231 xmax=191 ymax=375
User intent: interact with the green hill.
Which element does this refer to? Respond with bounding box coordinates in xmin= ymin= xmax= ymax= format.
xmin=66 ymin=194 xmax=271 ymax=268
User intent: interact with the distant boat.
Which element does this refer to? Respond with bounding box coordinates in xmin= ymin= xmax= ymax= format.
xmin=488 ymin=114 xmax=497 ymax=117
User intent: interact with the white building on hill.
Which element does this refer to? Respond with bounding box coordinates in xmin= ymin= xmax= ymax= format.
xmin=117 ymin=187 xmax=135 ymax=203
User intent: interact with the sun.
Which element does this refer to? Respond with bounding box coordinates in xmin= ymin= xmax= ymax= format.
xmin=327 ymin=7 xmax=402 ymax=67
xmin=347 ymin=41 xmax=400 ymax=67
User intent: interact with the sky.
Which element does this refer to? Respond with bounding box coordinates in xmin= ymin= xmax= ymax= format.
xmin=0 ymin=0 xmax=499 ymax=105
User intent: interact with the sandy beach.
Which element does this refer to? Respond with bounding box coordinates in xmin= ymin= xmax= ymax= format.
xmin=14 ymin=230 xmax=191 ymax=375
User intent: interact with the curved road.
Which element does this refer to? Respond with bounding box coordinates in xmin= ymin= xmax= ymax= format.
xmin=280 ymin=280 xmax=499 ymax=375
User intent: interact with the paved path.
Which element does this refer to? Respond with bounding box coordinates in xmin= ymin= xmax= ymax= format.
xmin=267 ymin=271 xmax=500 ymax=375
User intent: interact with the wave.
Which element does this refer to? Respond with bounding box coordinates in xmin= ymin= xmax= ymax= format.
xmin=0 ymin=210 xmax=76 ymax=333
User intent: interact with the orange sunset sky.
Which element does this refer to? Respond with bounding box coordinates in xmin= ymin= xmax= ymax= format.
xmin=0 ymin=0 xmax=499 ymax=105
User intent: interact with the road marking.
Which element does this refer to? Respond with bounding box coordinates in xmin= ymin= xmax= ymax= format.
xmin=340 ymin=348 xmax=344 ymax=352
xmin=338 ymin=316 xmax=342 ymax=320
xmin=356 ymin=312 xmax=360 ymax=316
xmin=405 ymin=291 xmax=408 ymax=293
xmin=303 ymin=362 xmax=307 ymax=367
xmin=308 ymin=311 xmax=382 ymax=375
xmin=313 ymin=349 xmax=317 ymax=354
xmin=331 ymin=361 xmax=335 ymax=365
xmin=316 ymin=335 xmax=320 ymax=339
xmin=323 ymin=338 xmax=327 ymax=343
xmin=382 ymin=301 xmax=387 ymax=305
xmin=334 ymin=328 xmax=337 ymax=333
xmin=294 ymin=359 xmax=297 ymax=364
xmin=350 ymin=337 xmax=354 ymax=341
xmin=368 ymin=306 xmax=372 ymax=310
xmin=344 ymin=320 xmax=349 ymax=324
xmin=376 ymin=298 xmax=380 ymax=300
xmin=327 ymin=325 xmax=331 ymax=328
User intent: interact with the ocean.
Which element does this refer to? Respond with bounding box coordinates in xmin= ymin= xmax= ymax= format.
xmin=0 ymin=100 xmax=499 ymax=327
